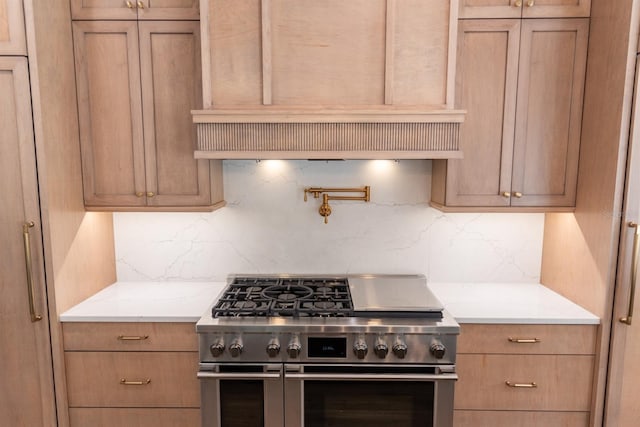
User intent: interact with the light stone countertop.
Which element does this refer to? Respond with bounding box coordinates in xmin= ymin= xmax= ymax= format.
xmin=59 ymin=280 xmax=599 ymax=325
xmin=428 ymin=282 xmax=599 ymax=324
xmin=59 ymin=281 xmax=227 ymax=322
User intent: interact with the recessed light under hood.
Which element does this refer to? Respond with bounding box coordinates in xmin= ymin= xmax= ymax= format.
xmin=192 ymin=107 xmax=465 ymax=160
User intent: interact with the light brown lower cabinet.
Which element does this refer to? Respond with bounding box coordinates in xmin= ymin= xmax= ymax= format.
xmin=69 ymin=408 xmax=200 ymax=427
xmin=454 ymin=324 xmax=596 ymax=426
xmin=63 ymin=322 xmax=200 ymax=426
xmin=454 ymin=410 xmax=590 ymax=427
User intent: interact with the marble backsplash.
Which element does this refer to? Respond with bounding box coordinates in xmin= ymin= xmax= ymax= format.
xmin=114 ymin=160 xmax=544 ymax=282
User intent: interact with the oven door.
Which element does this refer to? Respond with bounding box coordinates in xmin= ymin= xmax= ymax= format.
xmin=198 ymin=363 xmax=284 ymax=427
xmin=284 ymin=364 xmax=457 ymax=427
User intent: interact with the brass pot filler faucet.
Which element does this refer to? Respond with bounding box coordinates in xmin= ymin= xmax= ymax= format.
xmin=303 ymin=186 xmax=370 ymax=224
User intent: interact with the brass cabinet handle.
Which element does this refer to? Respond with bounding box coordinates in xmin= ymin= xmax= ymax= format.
xmin=125 ymin=0 xmax=134 ymax=8
xmin=506 ymin=381 xmax=537 ymax=388
xmin=120 ymin=378 xmax=151 ymax=385
xmin=527 ymin=0 xmax=535 ymax=6
xmin=146 ymin=192 xmax=155 ymax=198
xmin=514 ymin=0 xmax=522 ymax=6
xmin=135 ymin=192 xmax=144 ymax=197
xmin=22 ymin=221 xmax=43 ymax=322
xmin=117 ymin=335 xmax=149 ymax=341
xmin=514 ymin=192 xmax=523 ymax=198
xmin=621 ymin=221 xmax=639 ymax=325
xmin=501 ymin=191 xmax=511 ymax=198
xmin=508 ymin=337 xmax=541 ymax=344
xmin=137 ymin=0 xmax=145 ymax=8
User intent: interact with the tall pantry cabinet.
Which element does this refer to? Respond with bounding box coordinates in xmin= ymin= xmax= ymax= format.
xmin=1 ymin=1 xmax=117 ymax=426
xmin=0 ymin=14 xmax=56 ymax=426
xmin=540 ymin=1 xmax=640 ymax=426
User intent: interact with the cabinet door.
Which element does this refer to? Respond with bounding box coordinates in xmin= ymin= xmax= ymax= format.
xmin=0 ymin=0 xmax=26 ymax=54
xmin=73 ymin=21 xmax=146 ymax=207
xmin=442 ymin=19 xmax=520 ymax=206
xmin=138 ymin=0 xmax=199 ymax=20
xmin=459 ymin=0 xmax=590 ymax=19
xmin=70 ymin=0 xmax=199 ymax=20
xmin=459 ymin=0 xmax=522 ymax=19
xmin=138 ymin=21 xmax=212 ymax=207
xmin=522 ymin=0 xmax=590 ymax=18
xmin=70 ymin=0 xmax=139 ymax=20
xmin=511 ymin=19 xmax=588 ymax=207
xmin=0 ymin=57 xmax=56 ymax=427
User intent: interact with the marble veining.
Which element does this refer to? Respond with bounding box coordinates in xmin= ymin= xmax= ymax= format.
xmin=114 ymin=160 xmax=544 ymax=282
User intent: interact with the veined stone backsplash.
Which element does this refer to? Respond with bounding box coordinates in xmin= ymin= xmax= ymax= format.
xmin=114 ymin=160 xmax=544 ymax=282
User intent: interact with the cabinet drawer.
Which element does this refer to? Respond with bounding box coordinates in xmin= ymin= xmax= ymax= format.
xmin=69 ymin=408 xmax=199 ymax=427
xmin=63 ymin=322 xmax=197 ymax=351
xmin=458 ymin=324 xmax=596 ymax=355
xmin=454 ymin=354 xmax=594 ymax=411
xmin=454 ymin=410 xmax=589 ymax=427
xmin=65 ymin=352 xmax=199 ymax=407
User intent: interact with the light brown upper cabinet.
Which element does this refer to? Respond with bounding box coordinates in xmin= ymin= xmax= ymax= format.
xmin=73 ymin=20 xmax=223 ymax=210
xmin=459 ymin=0 xmax=590 ymax=19
xmin=201 ymin=0 xmax=457 ymax=108
xmin=0 ymin=0 xmax=26 ymax=54
xmin=70 ymin=0 xmax=199 ymax=20
xmin=432 ymin=18 xmax=588 ymax=209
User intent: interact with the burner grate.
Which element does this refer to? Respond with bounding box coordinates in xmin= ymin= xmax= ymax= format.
xmin=212 ymin=277 xmax=354 ymax=318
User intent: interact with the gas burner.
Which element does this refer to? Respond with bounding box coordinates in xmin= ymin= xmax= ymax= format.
xmin=314 ymin=301 xmax=336 ymax=310
xmin=262 ymin=284 xmax=314 ymax=301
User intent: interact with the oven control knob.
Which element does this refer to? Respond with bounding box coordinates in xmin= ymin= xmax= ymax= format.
xmin=266 ymin=338 xmax=281 ymax=357
xmin=209 ymin=340 xmax=225 ymax=357
xmin=430 ymin=341 xmax=446 ymax=359
xmin=353 ymin=339 xmax=368 ymax=359
xmin=374 ymin=341 xmax=389 ymax=359
xmin=229 ymin=338 xmax=243 ymax=357
xmin=392 ymin=341 xmax=408 ymax=359
xmin=287 ymin=336 xmax=302 ymax=358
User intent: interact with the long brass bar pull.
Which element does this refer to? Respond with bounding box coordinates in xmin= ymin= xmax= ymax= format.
xmin=620 ymin=221 xmax=639 ymax=325
xmin=23 ymin=221 xmax=42 ymax=322
xmin=117 ymin=335 xmax=149 ymax=341
xmin=508 ymin=337 xmax=541 ymax=344
xmin=505 ymin=381 xmax=537 ymax=388
xmin=120 ymin=378 xmax=151 ymax=385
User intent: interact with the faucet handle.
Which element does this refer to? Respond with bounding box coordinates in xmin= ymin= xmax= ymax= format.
xmin=319 ymin=194 xmax=332 ymax=224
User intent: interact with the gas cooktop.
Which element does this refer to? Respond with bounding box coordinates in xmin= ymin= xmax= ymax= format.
xmin=212 ymin=277 xmax=354 ymax=318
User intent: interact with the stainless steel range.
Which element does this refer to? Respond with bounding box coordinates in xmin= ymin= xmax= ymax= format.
xmin=197 ymin=274 xmax=459 ymax=427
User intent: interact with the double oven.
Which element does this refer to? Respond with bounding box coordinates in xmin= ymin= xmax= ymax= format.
xmin=196 ymin=275 xmax=459 ymax=427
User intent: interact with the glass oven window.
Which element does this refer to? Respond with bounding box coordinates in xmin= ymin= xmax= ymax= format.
xmin=219 ymin=380 xmax=264 ymax=426
xmin=303 ymin=381 xmax=435 ymax=427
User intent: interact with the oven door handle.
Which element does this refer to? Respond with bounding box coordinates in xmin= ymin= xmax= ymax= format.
xmin=197 ymin=371 xmax=283 ymax=380
xmin=284 ymin=373 xmax=458 ymax=381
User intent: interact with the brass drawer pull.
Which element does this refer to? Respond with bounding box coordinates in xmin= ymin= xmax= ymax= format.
xmin=508 ymin=337 xmax=541 ymax=344
xmin=514 ymin=0 xmax=522 ymax=7
xmin=505 ymin=381 xmax=537 ymax=388
xmin=117 ymin=335 xmax=149 ymax=341
xmin=120 ymin=378 xmax=151 ymax=385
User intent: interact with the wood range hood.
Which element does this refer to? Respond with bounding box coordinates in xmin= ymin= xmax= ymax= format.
xmin=193 ymin=0 xmax=465 ymax=160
